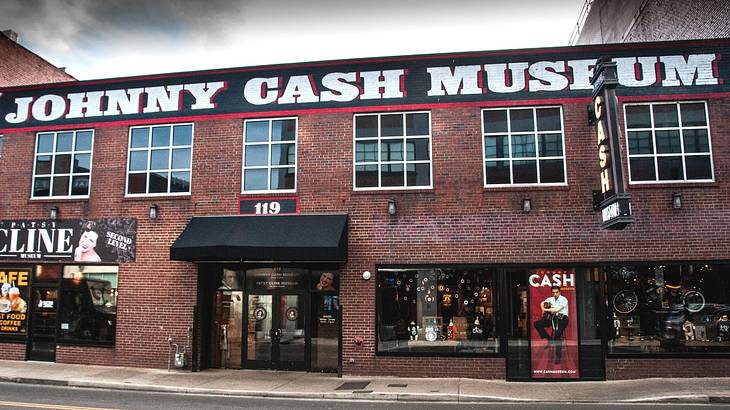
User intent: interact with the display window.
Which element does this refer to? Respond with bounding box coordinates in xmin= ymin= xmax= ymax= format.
xmin=58 ymin=265 xmax=118 ymax=344
xmin=607 ymin=264 xmax=730 ymax=354
xmin=377 ymin=268 xmax=498 ymax=354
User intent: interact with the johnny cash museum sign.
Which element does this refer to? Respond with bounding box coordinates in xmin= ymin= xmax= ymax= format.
xmin=0 ymin=40 xmax=727 ymax=131
xmin=0 ymin=219 xmax=137 ymax=262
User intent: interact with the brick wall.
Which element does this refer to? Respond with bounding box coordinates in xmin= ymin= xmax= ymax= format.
xmin=0 ymin=90 xmax=728 ymax=378
xmin=607 ymin=358 xmax=730 ymax=379
xmin=0 ymin=35 xmax=74 ymax=87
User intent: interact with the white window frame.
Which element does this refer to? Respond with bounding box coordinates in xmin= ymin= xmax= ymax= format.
xmin=481 ymin=106 xmax=567 ymax=187
xmin=31 ymin=129 xmax=95 ymax=199
xmin=125 ymin=123 xmax=194 ymax=197
xmin=624 ymin=101 xmax=714 ymax=184
xmin=241 ymin=117 xmax=298 ymax=194
xmin=352 ymin=111 xmax=433 ymax=191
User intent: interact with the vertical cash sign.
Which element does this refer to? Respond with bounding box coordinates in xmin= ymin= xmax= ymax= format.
xmin=591 ymin=57 xmax=633 ymax=230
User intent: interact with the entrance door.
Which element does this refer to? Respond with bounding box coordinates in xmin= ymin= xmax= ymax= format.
xmin=27 ymin=287 xmax=58 ymax=362
xmin=246 ymin=292 xmax=307 ymax=370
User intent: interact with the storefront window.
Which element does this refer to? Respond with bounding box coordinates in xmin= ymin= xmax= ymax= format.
xmin=377 ymin=268 xmax=498 ymax=354
xmin=58 ymin=265 xmax=118 ymax=344
xmin=608 ymin=264 xmax=730 ymax=354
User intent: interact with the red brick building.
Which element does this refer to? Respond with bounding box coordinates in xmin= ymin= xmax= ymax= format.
xmin=0 ymin=30 xmax=75 ymax=87
xmin=0 ymin=38 xmax=728 ymax=381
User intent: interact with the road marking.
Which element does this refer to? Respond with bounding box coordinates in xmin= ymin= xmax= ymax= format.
xmin=0 ymin=401 xmax=116 ymax=410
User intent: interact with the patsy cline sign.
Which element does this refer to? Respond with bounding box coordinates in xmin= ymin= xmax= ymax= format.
xmin=0 ymin=40 xmax=726 ymax=131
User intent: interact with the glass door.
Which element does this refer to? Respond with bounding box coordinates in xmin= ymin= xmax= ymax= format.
xmin=246 ymin=292 xmax=307 ymax=370
xmin=211 ymin=291 xmax=243 ymax=369
xmin=27 ymin=287 xmax=58 ymax=362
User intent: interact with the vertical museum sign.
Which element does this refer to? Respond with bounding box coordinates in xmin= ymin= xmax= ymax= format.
xmin=591 ymin=57 xmax=633 ymax=230
xmin=529 ymin=268 xmax=579 ymax=379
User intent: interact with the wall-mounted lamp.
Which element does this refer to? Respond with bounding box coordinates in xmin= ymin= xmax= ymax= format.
xmin=522 ymin=196 xmax=532 ymax=213
xmin=362 ymin=271 xmax=371 ymax=280
xmin=672 ymin=192 xmax=682 ymax=209
xmin=587 ymin=104 xmax=596 ymax=126
xmin=387 ymin=199 xmax=396 ymax=216
xmin=49 ymin=206 xmax=59 ymax=220
xmin=149 ymin=204 xmax=159 ymax=220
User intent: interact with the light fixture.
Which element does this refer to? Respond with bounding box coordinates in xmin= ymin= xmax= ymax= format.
xmin=362 ymin=271 xmax=371 ymax=280
xmin=587 ymin=104 xmax=596 ymax=126
xmin=49 ymin=206 xmax=59 ymax=220
xmin=387 ymin=199 xmax=396 ymax=216
xmin=522 ymin=196 xmax=532 ymax=213
xmin=149 ymin=204 xmax=159 ymax=220
xmin=672 ymin=192 xmax=682 ymax=209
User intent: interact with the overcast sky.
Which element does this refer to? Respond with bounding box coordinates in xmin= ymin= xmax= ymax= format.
xmin=0 ymin=0 xmax=586 ymax=80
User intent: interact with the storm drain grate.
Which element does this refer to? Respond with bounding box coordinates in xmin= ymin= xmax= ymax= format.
xmin=336 ymin=381 xmax=371 ymax=390
xmin=387 ymin=383 xmax=408 ymax=388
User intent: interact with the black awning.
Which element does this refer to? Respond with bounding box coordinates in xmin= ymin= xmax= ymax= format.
xmin=170 ymin=214 xmax=347 ymax=262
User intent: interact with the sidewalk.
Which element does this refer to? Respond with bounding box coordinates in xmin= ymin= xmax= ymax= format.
xmin=0 ymin=360 xmax=729 ymax=404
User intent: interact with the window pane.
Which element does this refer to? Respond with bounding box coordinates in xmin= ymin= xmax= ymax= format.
xmin=129 ymin=151 xmax=148 ymax=171
xmin=513 ymin=160 xmax=537 ymax=183
xmin=71 ymin=176 xmax=89 ymax=195
xmin=509 ymin=109 xmax=534 ymax=132
xmin=381 ymin=163 xmax=404 ymax=186
xmin=150 ymin=149 xmax=170 ymax=170
xmin=75 ymin=131 xmax=93 ymax=151
xmin=245 ymin=121 xmax=269 ymax=142
xmin=628 ymin=131 xmax=654 ymax=155
xmin=536 ymin=108 xmax=561 ymax=131
xmin=171 ymin=148 xmax=191 ymax=169
xmin=245 ymin=145 xmax=268 ymax=166
xmin=657 ymin=156 xmax=684 ymax=180
xmin=172 ymin=125 xmax=193 ymax=146
xmin=151 ymin=126 xmax=171 ymax=147
xmin=243 ymin=169 xmax=267 ymax=191
xmin=653 ymin=104 xmax=679 ymax=128
xmin=52 ymin=176 xmax=70 ymax=196
xmin=685 ymin=156 xmax=712 ymax=180
xmin=483 ymin=110 xmax=508 ymax=133
xmin=405 ymin=113 xmax=429 ymax=136
xmin=683 ymin=129 xmax=710 ymax=153
xmin=630 ymin=157 xmax=656 ymax=181
xmin=355 ymin=141 xmax=377 ymax=162
xmin=655 ymin=130 xmax=681 ymax=154
xmin=149 ymin=172 xmax=169 ymax=193
xmin=539 ymin=159 xmax=565 ymax=183
xmin=127 ymin=173 xmax=147 ymax=194
xmin=511 ymin=135 xmax=535 ymax=158
xmin=270 ymin=144 xmax=295 ymax=166
xmin=406 ymin=138 xmax=429 ymax=161
xmin=485 ymin=135 xmax=508 ymax=159
xmin=381 ymin=140 xmax=403 ymax=161
xmin=130 ymin=128 xmax=149 ymax=148
xmin=381 ymin=114 xmax=403 ymax=137
xmin=625 ymin=105 xmax=651 ymax=128
xmin=59 ymin=266 xmax=118 ymax=343
xmin=355 ymin=115 xmax=378 ymax=138
xmin=56 ymin=132 xmax=73 ymax=152
xmin=37 ymin=133 xmax=54 ymax=153
xmin=538 ymin=134 xmax=563 ymax=157
xmin=34 ymin=177 xmax=51 ymax=196
xmin=35 ymin=155 xmax=52 ymax=174
xmin=680 ymin=103 xmax=707 ymax=126
xmin=271 ymin=119 xmax=296 ymax=141
xmin=170 ymin=171 xmax=191 ymax=192
xmin=73 ymin=153 xmax=91 ymax=173
xmin=406 ymin=163 xmax=430 ymax=186
xmin=355 ymin=165 xmax=378 ymax=187
xmin=54 ymin=154 xmax=72 ymax=174
xmin=485 ymin=160 xmax=510 ymax=185
xmin=270 ymin=168 xmax=295 ymax=190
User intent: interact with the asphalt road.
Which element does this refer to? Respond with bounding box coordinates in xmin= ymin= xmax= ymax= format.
xmin=0 ymin=382 xmax=726 ymax=410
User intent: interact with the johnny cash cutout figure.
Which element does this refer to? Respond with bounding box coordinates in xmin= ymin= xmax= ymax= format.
xmin=408 ymin=321 xmax=418 ymax=340
xmin=683 ymin=320 xmax=696 ymax=341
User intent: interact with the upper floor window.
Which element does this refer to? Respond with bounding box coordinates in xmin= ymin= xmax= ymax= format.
xmin=242 ymin=118 xmax=297 ymax=193
xmin=624 ymin=102 xmax=713 ymax=183
xmin=126 ymin=124 xmax=193 ymax=196
xmin=482 ymin=107 xmax=566 ymax=186
xmin=33 ymin=130 xmax=94 ymax=198
xmin=354 ymin=112 xmax=432 ymax=190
